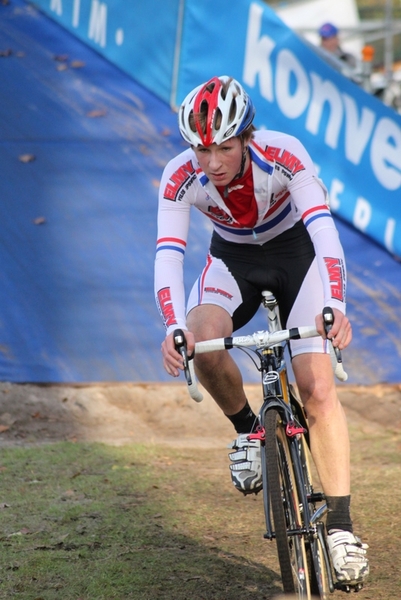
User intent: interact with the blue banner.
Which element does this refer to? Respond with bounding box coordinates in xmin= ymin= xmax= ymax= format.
xmin=31 ymin=0 xmax=401 ymax=257
xmin=31 ymin=0 xmax=182 ymax=103
xmin=177 ymin=0 xmax=401 ymax=259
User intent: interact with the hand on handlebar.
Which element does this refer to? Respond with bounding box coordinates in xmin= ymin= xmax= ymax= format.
xmin=315 ymin=307 xmax=352 ymax=351
xmin=161 ymin=329 xmax=195 ymax=377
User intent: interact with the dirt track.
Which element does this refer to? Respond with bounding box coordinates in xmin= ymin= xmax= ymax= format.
xmin=0 ymin=381 xmax=400 ymax=448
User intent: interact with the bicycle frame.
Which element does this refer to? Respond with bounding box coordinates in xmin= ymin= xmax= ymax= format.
xmin=248 ymin=293 xmax=324 ymax=543
xmin=173 ymin=291 xmax=351 ymax=598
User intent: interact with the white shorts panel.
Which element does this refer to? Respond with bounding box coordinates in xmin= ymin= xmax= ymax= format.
xmin=287 ymin=257 xmax=327 ymax=357
xmin=186 ymin=255 xmax=242 ymax=317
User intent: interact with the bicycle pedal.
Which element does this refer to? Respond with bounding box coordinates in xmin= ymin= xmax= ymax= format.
xmin=335 ymin=582 xmax=364 ymax=593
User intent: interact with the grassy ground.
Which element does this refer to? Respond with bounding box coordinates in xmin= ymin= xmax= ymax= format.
xmin=0 ymin=419 xmax=400 ymax=600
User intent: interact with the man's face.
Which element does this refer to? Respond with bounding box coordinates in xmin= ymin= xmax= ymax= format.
xmin=193 ymin=137 xmax=243 ymax=187
xmin=321 ymin=35 xmax=339 ymax=53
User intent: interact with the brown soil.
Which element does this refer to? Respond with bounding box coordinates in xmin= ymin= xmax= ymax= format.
xmin=1 ymin=381 xmax=401 ymax=600
xmin=0 ymin=381 xmax=400 ymax=448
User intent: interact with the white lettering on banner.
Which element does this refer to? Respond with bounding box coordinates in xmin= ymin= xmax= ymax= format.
xmin=306 ymin=74 xmax=342 ymax=148
xmin=353 ymin=197 xmax=372 ymax=231
xmin=243 ymin=3 xmax=275 ymax=101
xmin=276 ymin=50 xmax=309 ymax=118
xmin=72 ymin=0 xmax=81 ymax=28
xmin=342 ymin=94 xmax=375 ymax=164
xmin=50 ymin=0 xmax=62 ymax=16
xmin=385 ymin=219 xmax=396 ymax=252
xmin=328 ymin=179 xmax=344 ymax=212
xmin=328 ymin=179 xmax=397 ymax=251
xmin=243 ymin=2 xmax=401 ymax=193
xmin=88 ymin=0 xmax=107 ymax=48
xmin=370 ymin=118 xmax=401 ymax=190
xmin=115 ymin=28 xmax=124 ymax=45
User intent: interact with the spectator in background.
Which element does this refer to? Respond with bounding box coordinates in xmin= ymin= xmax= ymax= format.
xmin=319 ymin=22 xmax=357 ymax=70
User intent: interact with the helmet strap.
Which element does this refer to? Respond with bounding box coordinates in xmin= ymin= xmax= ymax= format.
xmin=223 ymin=142 xmax=248 ymax=199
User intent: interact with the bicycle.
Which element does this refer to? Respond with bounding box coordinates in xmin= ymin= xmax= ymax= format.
xmin=174 ymin=291 xmax=363 ymax=599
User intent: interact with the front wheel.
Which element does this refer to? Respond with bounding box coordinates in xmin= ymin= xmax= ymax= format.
xmin=264 ymin=408 xmax=312 ymax=597
xmin=309 ymin=523 xmax=332 ymax=599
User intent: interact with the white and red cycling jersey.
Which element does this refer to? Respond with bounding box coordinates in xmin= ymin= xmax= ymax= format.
xmin=155 ymin=130 xmax=346 ymax=339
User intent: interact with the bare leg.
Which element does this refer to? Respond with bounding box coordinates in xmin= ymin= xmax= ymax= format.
xmin=186 ymin=304 xmax=247 ymax=415
xmin=292 ymin=352 xmax=350 ymax=496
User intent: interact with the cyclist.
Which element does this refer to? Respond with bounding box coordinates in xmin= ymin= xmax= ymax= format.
xmin=154 ymin=75 xmax=369 ymax=586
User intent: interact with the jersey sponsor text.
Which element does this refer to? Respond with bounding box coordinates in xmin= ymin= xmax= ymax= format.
xmin=324 ymin=257 xmax=345 ymax=302
xmin=265 ymin=146 xmax=305 ymax=175
xmin=204 ymin=286 xmax=233 ymax=300
xmin=157 ymin=287 xmax=177 ymax=328
xmin=163 ymin=160 xmax=196 ymax=201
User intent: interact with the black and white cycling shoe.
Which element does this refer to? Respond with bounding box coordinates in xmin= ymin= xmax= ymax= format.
xmin=228 ymin=433 xmax=262 ymax=495
xmin=327 ymin=529 xmax=369 ymax=585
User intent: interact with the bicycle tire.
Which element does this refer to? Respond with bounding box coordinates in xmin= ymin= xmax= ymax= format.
xmin=309 ymin=524 xmax=331 ymax=599
xmin=264 ymin=408 xmax=312 ymax=597
xmin=293 ymin=402 xmax=331 ymax=599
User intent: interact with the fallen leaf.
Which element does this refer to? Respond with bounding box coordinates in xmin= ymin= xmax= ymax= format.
xmin=56 ymin=63 xmax=68 ymax=71
xmin=139 ymin=145 xmax=150 ymax=155
xmin=87 ymin=109 xmax=107 ymax=118
xmin=31 ymin=412 xmax=43 ymax=419
xmin=70 ymin=60 xmax=85 ymax=68
xmin=0 ymin=424 xmax=10 ymax=433
xmin=54 ymin=54 xmax=68 ymax=62
xmin=0 ymin=48 xmax=12 ymax=57
xmin=18 ymin=154 xmax=36 ymax=163
xmin=33 ymin=217 xmax=46 ymax=225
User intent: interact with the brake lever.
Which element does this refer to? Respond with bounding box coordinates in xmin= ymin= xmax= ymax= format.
xmin=173 ymin=329 xmax=194 ymax=386
xmin=173 ymin=329 xmax=203 ymax=402
xmin=322 ymin=307 xmax=342 ymax=363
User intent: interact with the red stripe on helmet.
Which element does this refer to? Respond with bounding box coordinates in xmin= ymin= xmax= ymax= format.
xmin=193 ymin=76 xmax=222 ymax=146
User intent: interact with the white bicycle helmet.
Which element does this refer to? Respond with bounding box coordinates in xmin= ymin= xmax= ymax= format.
xmin=178 ymin=75 xmax=255 ymax=146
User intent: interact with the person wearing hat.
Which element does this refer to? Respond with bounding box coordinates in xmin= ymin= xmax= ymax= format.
xmin=319 ymin=22 xmax=357 ymax=69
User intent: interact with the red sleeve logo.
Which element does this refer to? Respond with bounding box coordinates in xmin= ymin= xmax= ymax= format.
xmin=324 ymin=257 xmax=345 ymax=302
xmin=265 ymin=146 xmax=305 ymax=175
xmin=157 ymin=287 xmax=177 ymax=328
xmin=163 ymin=160 xmax=196 ymax=201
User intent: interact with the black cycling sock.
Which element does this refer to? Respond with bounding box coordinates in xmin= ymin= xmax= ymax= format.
xmin=326 ymin=495 xmax=353 ymax=533
xmin=226 ymin=400 xmax=257 ymax=434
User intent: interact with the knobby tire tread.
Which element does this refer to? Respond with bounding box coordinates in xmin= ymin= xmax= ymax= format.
xmin=294 ymin=403 xmax=331 ymax=599
xmin=264 ymin=408 xmax=311 ymax=597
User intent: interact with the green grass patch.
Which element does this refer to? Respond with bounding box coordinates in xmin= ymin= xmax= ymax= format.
xmin=0 ymin=442 xmax=280 ymax=599
xmin=0 ymin=428 xmax=400 ymax=599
